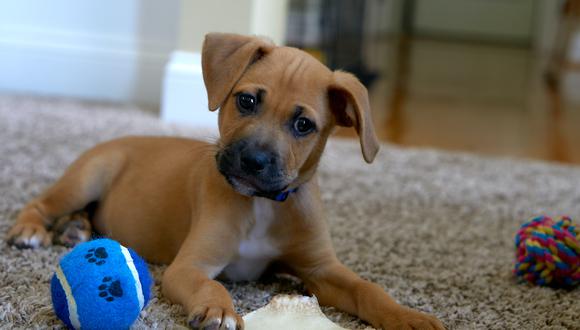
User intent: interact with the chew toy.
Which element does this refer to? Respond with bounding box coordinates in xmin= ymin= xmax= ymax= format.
xmin=51 ymin=238 xmax=152 ymax=329
xmin=243 ymin=295 xmax=346 ymax=330
xmin=514 ymin=215 xmax=579 ymax=288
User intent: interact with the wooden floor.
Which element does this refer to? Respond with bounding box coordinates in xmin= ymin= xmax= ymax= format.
xmin=336 ymin=38 xmax=580 ymax=165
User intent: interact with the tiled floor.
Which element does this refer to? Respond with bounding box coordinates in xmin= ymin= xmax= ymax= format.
xmin=336 ymin=38 xmax=580 ymax=164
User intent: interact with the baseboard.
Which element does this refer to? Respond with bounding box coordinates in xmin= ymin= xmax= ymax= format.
xmin=161 ymin=51 xmax=218 ymax=130
xmin=0 ymin=27 xmax=171 ymax=106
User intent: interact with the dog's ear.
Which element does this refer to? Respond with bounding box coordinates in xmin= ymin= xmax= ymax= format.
xmin=202 ymin=33 xmax=275 ymax=111
xmin=328 ymin=71 xmax=380 ymax=163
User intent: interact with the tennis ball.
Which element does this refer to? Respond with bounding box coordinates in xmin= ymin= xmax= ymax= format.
xmin=51 ymin=238 xmax=152 ymax=329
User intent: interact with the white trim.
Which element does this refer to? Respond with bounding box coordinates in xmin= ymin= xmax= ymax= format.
xmin=160 ymin=51 xmax=219 ymax=130
xmin=0 ymin=26 xmax=173 ymax=57
xmin=0 ymin=27 xmax=171 ymax=106
xmin=250 ymin=0 xmax=288 ymax=46
xmin=55 ymin=265 xmax=81 ymax=329
xmin=120 ymin=246 xmax=145 ymax=311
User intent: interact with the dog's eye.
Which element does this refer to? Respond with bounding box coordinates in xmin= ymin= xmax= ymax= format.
xmin=237 ymin=93 xmax=256 ymax=114
xmin=293 ymin=117 xmax=315 ymax=136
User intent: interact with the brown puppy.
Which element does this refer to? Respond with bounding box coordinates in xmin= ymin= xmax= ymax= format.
xmin=7 ymin=33 xmax=444 ymax=330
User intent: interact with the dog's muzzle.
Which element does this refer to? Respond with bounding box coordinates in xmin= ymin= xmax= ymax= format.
xmin=216 ymin=140 xmax=289 ymax=197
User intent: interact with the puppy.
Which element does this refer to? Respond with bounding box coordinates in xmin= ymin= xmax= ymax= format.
xmin=7 ymin=33 xmax=444 ymax=330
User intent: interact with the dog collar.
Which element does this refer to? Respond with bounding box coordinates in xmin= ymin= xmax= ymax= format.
xmin=271 ymin=187 xmax=299 ymax=202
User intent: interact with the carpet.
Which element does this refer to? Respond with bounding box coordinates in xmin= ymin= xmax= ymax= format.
xmin=0 ymin=95 xmax=579 ymax=330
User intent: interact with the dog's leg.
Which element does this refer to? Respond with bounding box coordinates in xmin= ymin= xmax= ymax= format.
xmin=162 ymin=206 xmax=247 ymax=330
xmin=284 ymin=236 xmax=445 ymax=330
xmin=7 ymin=149 xmax=123 ymax=248
xmin=164 ymin=265 xmax=242 ymax=330
xmin=297 ymin=258 xmax=444 ymax=330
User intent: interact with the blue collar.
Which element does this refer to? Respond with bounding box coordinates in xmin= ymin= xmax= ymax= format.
xmin=272 ymin=187 xmax=299 ymax=202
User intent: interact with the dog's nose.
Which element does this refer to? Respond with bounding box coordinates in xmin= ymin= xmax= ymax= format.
xmin=241 ymin=150 xmax=271 ymax=174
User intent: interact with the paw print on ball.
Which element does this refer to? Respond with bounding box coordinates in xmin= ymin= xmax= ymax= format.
xmin=85 ymin=247 xmax=108 ymax=265
xmin=98 ymin=276 xmax=123 ymax=302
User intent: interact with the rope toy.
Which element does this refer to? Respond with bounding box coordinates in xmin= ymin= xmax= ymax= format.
xmin=514 ymin=215 xmax=580 ymax=288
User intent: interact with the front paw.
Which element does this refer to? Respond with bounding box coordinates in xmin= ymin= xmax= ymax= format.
xmin=188 ymin=305 xmax=243 ymax=330
xmin=7 ymin=222 xmax=51 ymax=248
xmin=375 ymin=307 xmax=445 ymax=330
xmin=52 ymin=212 xmax=92 ymax=247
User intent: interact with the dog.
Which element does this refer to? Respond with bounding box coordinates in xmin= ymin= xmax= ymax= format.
xmin=7 ymin=33 xmax=444 ymax=330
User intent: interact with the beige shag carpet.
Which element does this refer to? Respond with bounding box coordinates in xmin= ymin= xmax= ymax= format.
xmin=1 ymin=95 xmax=579 ymax=330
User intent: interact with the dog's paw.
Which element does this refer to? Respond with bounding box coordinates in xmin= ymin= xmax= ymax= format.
xmin=375 ymin=307 xmax=445 ymax=330
xmin=53 ymin=212 xmax=91 ymax=247
xmin=188 ymin=305 xmax=243 ymax=330
xmin=7 ymin=222 xmax=52 ymax=249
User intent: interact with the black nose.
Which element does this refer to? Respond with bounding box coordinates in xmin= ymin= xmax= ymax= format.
xmin=241 ymin=150 xmax=271 ymax=174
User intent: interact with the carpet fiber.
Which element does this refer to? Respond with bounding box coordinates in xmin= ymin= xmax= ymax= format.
xmin=1 ymin=95 xmax=579 ymax=329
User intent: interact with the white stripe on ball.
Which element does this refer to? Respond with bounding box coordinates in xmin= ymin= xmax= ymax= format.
xmin=55 ymin=265 xmax=81 ymax=329
xmin=120 ymin=246 xmax=145 ymax=311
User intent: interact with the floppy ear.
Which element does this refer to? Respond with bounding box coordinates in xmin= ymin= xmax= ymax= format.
xmin=202 ymin=33 xmax=275 ymax=111
xmin=328 ymin=71 xmax=380 ymax=163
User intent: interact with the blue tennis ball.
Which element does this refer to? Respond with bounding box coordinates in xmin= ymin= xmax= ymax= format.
xmin=51 ymin=238 xmax=153 ymax=330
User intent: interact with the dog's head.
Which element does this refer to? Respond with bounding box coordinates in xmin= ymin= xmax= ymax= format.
xmin=203 ymin=33 xmax=379 ymax=199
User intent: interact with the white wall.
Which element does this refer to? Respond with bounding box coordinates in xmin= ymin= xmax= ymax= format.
xmin=0 ymin=0 xmax=288 ymax=107
xmin=161 ymin=0 xmax=288 ymax=128
xmin=178 ymin=0 xmax=288 ymax=52
xmin=0 ymin=0 xmax=180 ymax=106
xmin=251 ymin=0 xmax=288 ymax=46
